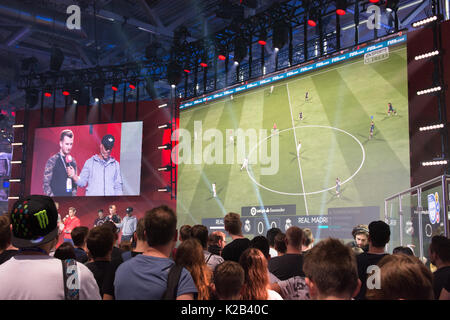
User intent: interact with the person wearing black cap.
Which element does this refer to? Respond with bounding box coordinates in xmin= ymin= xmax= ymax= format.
xmin=116 ymin=207 xmax=137 ymax=243
xmin=0 ymin=195 xmax=100 ymax=299
xmin=43 ymin=129 xmax=78 ymax=196
xmin=67 ymin=134 xmax=123 ymax=196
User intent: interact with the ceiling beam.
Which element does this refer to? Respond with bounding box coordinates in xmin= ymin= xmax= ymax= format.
xmin=138 ymin=0 xmax=165 ymax=28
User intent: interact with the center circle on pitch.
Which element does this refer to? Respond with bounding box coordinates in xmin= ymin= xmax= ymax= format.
xmin=246 ymin=125 xmax=365 ymax=196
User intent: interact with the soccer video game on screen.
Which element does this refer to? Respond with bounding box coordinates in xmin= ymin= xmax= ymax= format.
xmin=176 ymin=41 xmax=409 ymax=241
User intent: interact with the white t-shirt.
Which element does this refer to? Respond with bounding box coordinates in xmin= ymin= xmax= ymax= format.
xmin=267 ymin=289 xmax=283 ymax=300
xmin=0 ymin=255 xmax=101 ymax=300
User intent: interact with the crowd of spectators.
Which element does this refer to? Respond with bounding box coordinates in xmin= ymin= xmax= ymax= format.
xmin=0 ymin=195 xmax=449 ymax=300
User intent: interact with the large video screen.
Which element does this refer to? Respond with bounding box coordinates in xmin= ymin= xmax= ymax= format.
xmin=177 ymin=40 xmax=409 ymax=240
xmin=31 ymin=122 xmax=143 ymax=197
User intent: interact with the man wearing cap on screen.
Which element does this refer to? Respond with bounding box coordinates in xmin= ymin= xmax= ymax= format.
xmin=67 ymin=134 xmax=123 ymax=196
xmin=43 ymin=129 xmax=78 ymax=197
xmin=0 ymin=195 xmax=100 ymax=299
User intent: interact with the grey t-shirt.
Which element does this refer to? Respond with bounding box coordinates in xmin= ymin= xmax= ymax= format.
xmin=114 ymin=254 xmax=198 ymax=300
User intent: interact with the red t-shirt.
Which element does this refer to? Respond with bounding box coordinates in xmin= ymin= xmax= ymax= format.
xmin=63 ymin=216 xmax=81 ymax=239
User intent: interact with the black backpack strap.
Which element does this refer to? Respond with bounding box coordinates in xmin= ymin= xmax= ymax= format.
xmin=161 ymin=264 xmax=183 ymax=300
xmin=206 ymin=253 xmax=213 ymax=263
xmin=61 ymin=259 xmax=80 ymax=300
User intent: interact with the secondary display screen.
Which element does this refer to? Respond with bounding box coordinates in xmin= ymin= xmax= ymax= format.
xmin=177 ymin=40 xmax=410 ymax=240
xmin=30 ymin=122 xmax=143 ymax=197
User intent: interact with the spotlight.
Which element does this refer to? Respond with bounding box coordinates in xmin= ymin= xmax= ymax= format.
xmin=158 ymin=186 xmax=172 ymax=192
xmin=234 ymin=61 xmax=239 ymax=65
xmin=218 ymin=54 xmax=226 ymax=61
xmin=62 ymin=89 xmax=70 ymax=96
xmin=419 ymin=123 xmax=444 ymax=131
xmin=92 ymin=82 xmax=105 ymax=101
xmin=158 ymin=165 xmax=173 ymax=171
xmin=158 ymin=123 xmax=171 ymax=129
xmin=258 ymin=29 xmax=267 ymax=46
xmin=369 ymin=0 xmax=380 ymax=3
xmin=44 ymin=86 xmax=52 ymax=98
xmin=336 ymin=0 xmax=348 ymax=15
xmin=111 ymin=83 xmax=119 ymax=91
xmin=171 ymin=84 xmax=176 ymax=89
xmin=272 ymin=20 xmax=289 ymax=50
xmin=158 ymin=103 xmax=168 ymax=108
xmin=307 ymin=7 xmax=319 ymax=27
xmin=422 ymin=160 xmax=448 ymax=166
xmin=158 ymin=143 xmax=172 ymax=150
xmin=129 ymin=81 xmax=137 ymax=90
xmin=412 ymin=15 xmax=439 ymax=28
xmin=415 ymin=50 xmax=440 ymax=61
xmin=183 ymin=69 xmax=191 ymax=73
xmin=200 ymin=62 xmax=208 ymax=67
xmin=234 ymin=35 xmax=247 ymax=64
xmin=386 ymin=0 xmax=399 ymax=13
xmin=417 ymin=86 xmax=442 ymax=95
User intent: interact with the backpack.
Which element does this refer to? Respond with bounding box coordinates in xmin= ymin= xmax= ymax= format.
xmin=160 ymin=264 xmax=183 ymax=300
xmin=62 ymin=259 xmax=80 ymax=300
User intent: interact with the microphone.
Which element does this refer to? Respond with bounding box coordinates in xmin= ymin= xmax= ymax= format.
xmin=66 ymin=154 xmax=74 ymax=167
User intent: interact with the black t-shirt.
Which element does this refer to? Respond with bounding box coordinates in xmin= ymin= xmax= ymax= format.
xmin=74 ymin=247 xmax=88 ymax=264
xmin=221 ymin=238 xmax=251 ymax=263
xmin=0 ymin=250 xmax=18 ymax=265
xmin=268 ymin=254 xmax=305 ymax=281
xmin=356 ymin=252 xmax=389 ymax=300
xmin=111 ymin=246 xmax=124 ymax=261
xmin=85 ymin=260 xmax=111 ymax=297
xmin=102 ymin=251 xmax=142 ymax=298
xmin=433 ymin=266 xmax=450 ymax=299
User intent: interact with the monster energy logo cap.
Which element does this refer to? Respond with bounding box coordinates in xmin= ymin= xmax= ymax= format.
xmin=10 ymin=195 xmax=58 ymax=248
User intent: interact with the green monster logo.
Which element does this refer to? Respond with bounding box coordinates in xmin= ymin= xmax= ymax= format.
xmin=34 ymin=210 xmax=49 ymax=229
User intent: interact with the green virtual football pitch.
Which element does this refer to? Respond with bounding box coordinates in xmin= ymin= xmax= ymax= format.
xmin=176 ymin=45 xmax=410 ymax=226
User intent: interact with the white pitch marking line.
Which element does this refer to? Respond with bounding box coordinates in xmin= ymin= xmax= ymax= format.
xmin=286 ymin=83 xmax=309 ymax=216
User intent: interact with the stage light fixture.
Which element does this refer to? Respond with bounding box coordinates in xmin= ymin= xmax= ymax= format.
xmin=158 ymin=165 xmax=173 ymax=171
xmin=25 ymin=89 xmax=39 ymax=108
xmin=44 ymin=86 xmax=52 ymax=98
xmin=111 ymin=83 xmax=119 ymax=91
xmin=218 ymin=54 xmax=226 ymax=61
xmin=167 ymin=60 xmax=183 ymax=86
xmin=62 ymin=89 xmax=70 ymax=96
xmin=336 ymin=0 xmax=348 ymax=15
xmin=92 ymin=82 xmax=105 ymax=101
xmin=422 ymin=160 xmax=448 ymax=166
xmin=158 ymin=103 xmax=168 ymax=108
xmin=419 ymin=123 xmax=445 ymax=131
xmin=129 ymin=81 xmax=137 ymax=90
xmin=417 ymin=86 xmax=442 ymax=95
xmin=369 ymin=0 xmax=380 ymax=3
xmin=158 ymin=123 xmax=171 ymax=129
xmin=158 ymin=143 xmax=172 ymax=150
xmin=412 ymin=15 xmax=439 ymax=28
xmin=415 ymin=50 xmax=440 ymax=61
xmin=386 ymin=0 xmax=400 ymax=13
xmin=157 ymin=186 xmax=171 ymax=192
xmin=183 ymin=69 xmax=191 ymax=73
xmin=307 ymin=7 xmax=319 ymax=27
xmin=272 ymin=20 xmax=289 ymax=50
xmin=234 ymin=35 xmax=247 ymax=64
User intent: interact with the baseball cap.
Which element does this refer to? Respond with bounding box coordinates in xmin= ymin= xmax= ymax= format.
xmin=10 ymin=195 xmax=58 ymax=248
xmin=126 ymin=207 xmax=133 ymax=213
xmin=101 ymin=134 xmax=115 ymax=150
